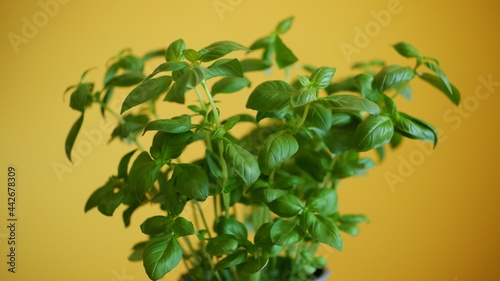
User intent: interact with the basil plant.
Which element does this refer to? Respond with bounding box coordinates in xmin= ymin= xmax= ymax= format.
xmin=64 ymin=17 xmax=460 ymax=281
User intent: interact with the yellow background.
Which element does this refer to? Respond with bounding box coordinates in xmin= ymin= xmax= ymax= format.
xmin=1 ymin=0 xmax=500 ymax=280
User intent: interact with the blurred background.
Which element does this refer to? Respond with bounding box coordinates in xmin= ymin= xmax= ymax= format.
xmin=1 ymin=0 xmax=499 ymax=280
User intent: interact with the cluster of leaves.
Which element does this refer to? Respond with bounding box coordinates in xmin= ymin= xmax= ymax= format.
xmin=64 ymin=17 xmax=459 ymax=281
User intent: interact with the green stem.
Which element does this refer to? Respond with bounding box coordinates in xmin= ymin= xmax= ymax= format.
xmin=131 ymin=138 xmax=144 ymax=152
xmin=95 ymin=99 xmax=144 ymax=151
xmin=201 ymin=80 xmax=221 ymax=128
xmin=191 ymin=202 xmax=201 ymax=232
xmin=213 ymin=193 xmax=220 ymax=220
xmin=182 ymin=258 xmax=192 ymax=275
xmin=148 ymin=99 xmax=159 ymax=119
xmin=218 ymin=140 xmax=230 ymax=218
xmin=284 ymin=66 xmax=291 ymax=84
xmin=297 ymin=103 xmax=310 ymax=128
xmin=322 ymin=153 xmax=338 ymax=188
xmin=230 ymin=267 xmax=241 ymax=281
xmin=95 ymin=100 xmax=125 ymax=124
xmin=194 ymin=86 xmax=208 ymax=111
xmin=291 ymin=240 xmax=306 ymax=278
xmin=195 ymin=201 xmax=213 ymax=239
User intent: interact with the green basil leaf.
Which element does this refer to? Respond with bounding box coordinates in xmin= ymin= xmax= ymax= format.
xmin=206 ymin=58 xmax=243 ymax=79
xmin=129 ymin=151 xmax=160 ymax=198
xmin=171 ymin=163 xmax=209 ymax=201
xmin=273 ymin=175 xmax=306 ymax=189
xmin=215 ymin=217 xmax=248 ymax=241
xmin=122 ymin=202 xmax=140 ymax=227
xmin=291 ymin=88 xmax=317 ymax=107
xmin=143 ymin=115 xmax=195 ymax=134
xmin=97 ymin=190 xmax=125 ymax=216
xmin=354 ymin=73 xmax=379 ymax=102
xmin=306 ymin=189 xmax=338 ymax=216
xmin=276 ymin=16 xmax=294 ymax=34
xmin=121 ymin=76 xmax=172 ymax=113
xmin=246 ymin=80 xmax=294 ymax=112
xmin=304 ymin=103 xmax=332 ymax=133
xmin=224 ymin=141 xmax=261 ymax=186
xmin=254 ymin=223 xmax=284 ymax=257
xmin=161 ymin=178 xmax=186 ymax=217
xmin=418 ymin=72 xmax=460 ymax=105
xmin=70 ymin=83 xmax=93 ymax=112
xmin=240 ymin=58 xmax=272 ymax=72
xmin=172 ymin=217 xmax=195 ymax=237
xmin=325 ymin=122 xmax=358 ymax=154
xmin=118 ymin=55 xmax=144 ymax=72
xmin=205 ymin=149 xmax=223 ymax=178
xmin=84 ymin=178 xmax=114 ymax=212
xmin=338 ymin=214 xmax=370 ymax=224
xmin=330 ymin=112 xmax=356 ymax=127
xmin=249 ymin=36 xmax=272 ymax=51
xmin=325 ymin=77 xmax=358 ymax=94
xmin=379 ymin=93 xmax=398 ymax=117
xmin=165 ymin=39 xmax=186 ymax=62
xmin=393 ymin=42 xmax=423 ymax=59
xmin=390 ymin=132 xmax=404 ymax=149
xmin=240 ymin=256 xmax=269 ymax=274
xmin=254 ymin=222 xmax=273 ymax=245
xmin=214 ymin=250 xmax=247 ymax=271
xmin=299 ymin=210 xmax=316 ymax=231
xmin=212 ymin=76 xmax=250 ymax=96
xmin=270 ymin=219 xmax=305 ymax=246
xmin=164 ymin=66 xmax=205 ymax=104
xmin=374 ymin=65 xmax=415 ymax=92
xmin=206 ymin=235 xmax=239 ymax=256
xmin=296 ymin=75 xmax=311 ymax=87
xmin=351 ymin=59 xmax=385 ymax=70
xmin=222 ymin=115 xmax=241 ymax=132
xmin=105 ymin=72 xmax=145 ymax=88
xmin=103 ymin=62 xmax=120 ymax=86
xmin=396 ymin=82 xmax=412 ymax=100
xmin=267 ymin=194 xmax=304 ymax=218
xmin=118 ymin=150 xmax=137 ymax=180
xmin=339 ymin=223 xmax=360 ymax=236
xmin=183 ymin=49 xmax=200 ymax=63
xmin=65 ymin=114 xmax=84 ymax=161
xmin=143 ymin=233 xmax=182 ymax=280
xmin=274 ymin=35 xmax=298 ymax=68
xmin=310 ymin=66 xmax=336 ymax=89
xmin=143 ymin=49 xmax=165 ymax=61
xmin=150 ymin=131 xmax=193 ymax=160
xmin=209 ymin=128 xmax=225 ymax=142
xmin=395 ymin=112 xmax=438 ymax=147
xmin=310 ymin=214 xmax=343 ymax=250
xmin=128 ymin=241 xmax=147 ymax=261
xmin=259 ymin=131 xmax=299 ymax=175
xmin=141 ymin=215 xmax=172 ymax=236
xmin=423 ymin=61 xmax=453 ymax=94
xmin=200 ymin=41 xmax=249 ymax=62
xmin=355 ymin=115 xmax=394 ymax=152
xmin=145 ymin=62 xmax=190 ymax=81
xmin=111 ymin=114 xmax=149 ymax=141
xmin=319 ymin=95 xmax=380 ymax=115
xmin=250 ymin=188 xmax=288 ymax=204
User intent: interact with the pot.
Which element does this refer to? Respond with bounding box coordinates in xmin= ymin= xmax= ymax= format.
xmin=312 ymin=267 xmax=331 ymax=281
